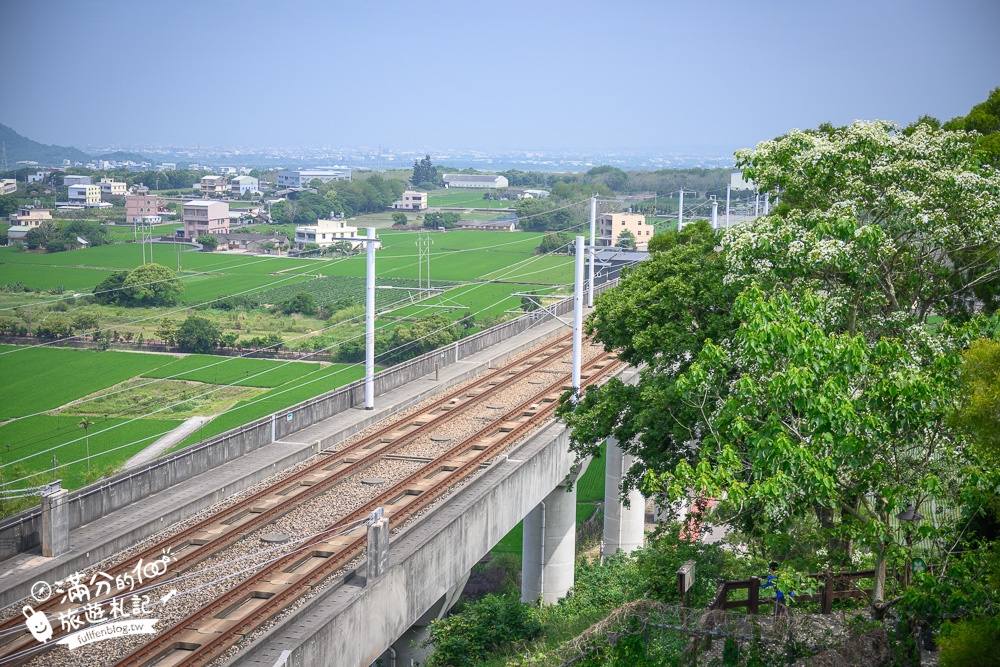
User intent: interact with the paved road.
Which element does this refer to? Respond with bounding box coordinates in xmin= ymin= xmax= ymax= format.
xmin=124 ymin=415 xmax=214 ymax=469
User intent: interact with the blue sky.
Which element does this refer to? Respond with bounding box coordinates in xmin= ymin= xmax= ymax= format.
xmin=2 ymin=0 xmax=998 ymax=153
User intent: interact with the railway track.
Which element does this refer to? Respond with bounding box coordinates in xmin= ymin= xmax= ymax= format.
xmin=111 ymin=349 xmax=620 ymax=667
xmin=0 ymin=333 xmax=619 ymax=666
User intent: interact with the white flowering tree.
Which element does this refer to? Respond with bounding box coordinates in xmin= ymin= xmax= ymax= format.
xmin=729 ymin=121 xmax=1000 ymax=331
xmin=562 ymin=121 xmax=1000 ymax=623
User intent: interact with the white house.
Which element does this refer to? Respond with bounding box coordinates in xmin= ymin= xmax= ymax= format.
xmin=295 ymin=217 xmax=380 ymax=251
xmin=391 ymin=190 xmax=428 ymax=211
xmin=230 ymin=175 xmax=259 ymax=195
xmin=68 ymin=184 xmax=102 ymax=207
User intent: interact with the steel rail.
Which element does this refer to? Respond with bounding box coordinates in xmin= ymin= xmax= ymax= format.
xmin=114 ymin=353 xmax=621 ymax=667
xmin=0 ymin=333 xmax=575 ymax=662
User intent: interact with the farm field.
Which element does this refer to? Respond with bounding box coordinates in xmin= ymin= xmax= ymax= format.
xmin=172 ymin=361 xmax=368 ymax=449
xmin=0 ymin=343 xmax=363 ymax=498
xmin=426 ymin=189 xmax=515 ymax=209
xmin=106 ymin=222 xmax=179 ymax=242
xmin=0 ymin=229 xmax=568 ymax=298
xmin=0 ymin=227 xmax=577 ymax=503
xmin=0 ymin=415 xmax=183 ymax=490
xmin=0 ymin=345 xmax=176 ymax=419
xmin=141 ymin=354 xmax=325 ymax=388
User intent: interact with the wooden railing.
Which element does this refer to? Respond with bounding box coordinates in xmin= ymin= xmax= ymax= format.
xmin=709 ymin=569 xmax=876 ymax=615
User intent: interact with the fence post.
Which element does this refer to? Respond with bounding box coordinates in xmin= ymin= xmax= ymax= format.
xmin=822 ymin=573 xmax=834 ymax=614
xmin=748 ymin=576 xmax=760 ymax=614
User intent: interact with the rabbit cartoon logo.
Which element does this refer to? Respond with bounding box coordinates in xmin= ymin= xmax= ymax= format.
xmin=23 ymin=606 xmax=53 ymax=643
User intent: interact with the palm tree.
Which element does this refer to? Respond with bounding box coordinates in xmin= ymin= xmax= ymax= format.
xmin=78 ymin=418 xmax=96 ymax=474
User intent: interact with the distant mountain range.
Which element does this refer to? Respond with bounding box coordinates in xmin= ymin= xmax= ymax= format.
xmin=0 ymin=124 xmax=151 ymax=168
xmin=0 ymin=123 xmax=92 ymax=165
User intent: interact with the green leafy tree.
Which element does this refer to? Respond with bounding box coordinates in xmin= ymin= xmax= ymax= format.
xmin=71 ymin=312 xmax=99 ymax=336
xmin=23 ymin=227 xmax=43 ymax=250
xmin=122 ymin=263 xmax=184 ymax=307
xmin=196 ymin=235 xmax=218 ymax=251
xmin=537 ymin=232 xmax=572 ymax=254
xmin=92 ymin=271 xmax=129 ymax=305
xmin=175 ymin=315 xmax=221 ymax=354
xmin=0 ymin=194 xmax=20 ymax=217
xmin=421 ymin=594 xmax=541 ymax=667
xmin=391 ymin=211 xmax=408 ymax=226
xmin=520 ymin=291 xmax=539 ymax=312
xmin=382 ymin=314 xmax=461 ymax=364
xmin=423 ymin=211 xmax=460 ymax=229
xmin=561 ymin=121 xmax=1000 ymax=620
xmin=411 ymin=155 xmax=439 ymax=188
xmin=514 ymin=198 xmax=574 ymax=232
xmin=586 ymin=165 xmax=628 ymax=192
xmin=558 ymin=221 xmax=735 ymax=494
xmin=156 ymin=318 xmax=178 ymax=345
xmin=278 ymin=291 xmax=318 ymax=316
xmin=616 ymin=229 xmax=636 ymax=250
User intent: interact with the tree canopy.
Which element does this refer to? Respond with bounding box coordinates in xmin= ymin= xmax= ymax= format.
xmin=560 ymin=120 xmax=1000 ymax=620
xmin=119 ymin=263 xmax=184 ymax=307
xmin=411 ymin=155 xmax=440 ymax=188
xmin=176 ymin=315 xmax=220 ymax=353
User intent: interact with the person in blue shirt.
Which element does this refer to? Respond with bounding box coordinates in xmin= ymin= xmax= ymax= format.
xmin=761 ymin=562 xmax=793 ymax=616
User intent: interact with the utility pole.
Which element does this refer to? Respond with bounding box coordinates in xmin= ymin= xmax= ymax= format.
xmin=711 ymin=200 xmax=718 ymax=229
xmin=725 ymin=184 xmax=731 ymax=227
xmin=677 ymin=189 xmax=684 ymax=231
xmin=572 ymin=236 xmax=584 ymax=399
xmin=754 ymin=193 xmax=760 ymax=218
xmin=416 ymin=232 xmax=423 ymax=293
xmin=365 ymin=227 xmax=377 ymax=410
xmin=764 ymin=192 xmax=770 ymax=215
xmin=587 ymin=196 xmax=596 ymax=308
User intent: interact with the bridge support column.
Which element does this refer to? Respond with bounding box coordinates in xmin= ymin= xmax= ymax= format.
xmin=602 ymin=437 xmax=645 ymax=558
xmin=385 ymin=569 xmax=471 ymax=667
xmin=521 ymin=484 xmax=576 ymax=604
xmin=41 ymin=489 xmax=69 ymax=558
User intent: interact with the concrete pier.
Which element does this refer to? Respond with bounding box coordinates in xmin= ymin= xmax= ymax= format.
xmin=367 ymin=516 xmax=389 ymax=582
xmin=521 ymin=483 xmax=577 ymax=604
xmin=387 ymin=570 xmax=470 ymax=667
xmin=602 ymin=436 xmax=645 ymax=557
xmin=40 ymin=489 xmax=68 ymax=558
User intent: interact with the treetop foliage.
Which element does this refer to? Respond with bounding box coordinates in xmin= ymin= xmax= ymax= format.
xmin=94 ymin=263 xmax=184 ymax=307
xmin=411 ymin=154 xmax=440 ymax=188
xmin=562 ymin=115 xmax=1000 ymax=620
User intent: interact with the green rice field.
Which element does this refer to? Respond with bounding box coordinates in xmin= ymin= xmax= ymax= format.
xmin=141 ymin=354 xmax=325 ymax=388
xmin=427 ymin=189 xmax=514 ymax=209
xmin=0 ymin=415 xmax=183 ymax=489
xmin=0 ymin=345 xmax=176 ymax=419
xmin=0 ymin=227 xmax=577 ymax=501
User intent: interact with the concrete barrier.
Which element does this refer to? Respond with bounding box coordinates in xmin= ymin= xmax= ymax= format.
xmin=0 ymin=281 xmax=615 ymax=561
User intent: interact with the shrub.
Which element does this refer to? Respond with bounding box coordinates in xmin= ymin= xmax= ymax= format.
xmin=277 ymin=292 xmax=318 ymax=316
xmin=939 ymin=615 xmax=1000 ymax=667
xmin=422 ymin=594 xmax=541 ymax=667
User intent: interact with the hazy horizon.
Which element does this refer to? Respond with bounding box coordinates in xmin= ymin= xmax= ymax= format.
xmin=2 ymin=0 xmax=998 ymax=154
